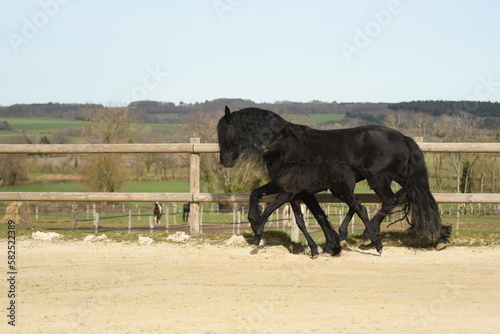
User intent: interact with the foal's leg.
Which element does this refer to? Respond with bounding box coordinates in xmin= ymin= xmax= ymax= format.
xmin=334 ymin=189 xmax=383 ymax=254
xmin=248 ymin=182 xmax=279 ymax=231
xmin=301 ymin=195 xmax=341 ymax=256
xmin=290 ymin=200 xmax=320 ymax=258
xmin=338 ymin=208 xmax=355 ymax=245
xmin=252 ymin=193 xmax=290 ymax=246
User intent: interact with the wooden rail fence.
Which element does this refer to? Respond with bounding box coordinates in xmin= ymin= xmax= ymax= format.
xmin=1 ymin=139 xmax=500 ymax=233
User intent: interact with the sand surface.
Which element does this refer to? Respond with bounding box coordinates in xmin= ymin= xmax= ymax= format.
xmin=3 ymin=235 xmax=500 ymax=333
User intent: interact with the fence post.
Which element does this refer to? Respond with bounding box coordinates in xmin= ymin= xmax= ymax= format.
xmin=72 ymin=203 xmax=78 ymax=230
xmin=20 ymin=202 xmax=30 ymax=230
xmin=94 ymin=213 xmax=99 ymax=234
xmin=189 ymin=138 xmax=201 ymax=235
xmin=128 ymin=211 xmax=132 ymax=231
xmin=165 ymin=205 xmax=169 ymax=229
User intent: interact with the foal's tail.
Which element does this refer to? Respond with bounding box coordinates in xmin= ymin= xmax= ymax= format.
xmin=403 ymin=137 xmax=452 ymax=246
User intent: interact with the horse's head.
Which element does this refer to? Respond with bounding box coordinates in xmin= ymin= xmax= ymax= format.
xmin=217 ymin=106 xmax=240 ymax=167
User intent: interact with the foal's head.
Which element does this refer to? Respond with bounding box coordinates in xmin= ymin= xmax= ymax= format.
xmin=261 ymin=125 xmax=306 ymax=164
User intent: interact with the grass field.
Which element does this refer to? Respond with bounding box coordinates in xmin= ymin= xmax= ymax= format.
xmin=0 ymin=117 xmax=180 ymax=141
xmin=0 ymin=117 xmax=84 ymax=140
xmin=0 ymin=180 xmax=190 ymax=193
xmin=1 ymin=117 xmax=84 ymax=131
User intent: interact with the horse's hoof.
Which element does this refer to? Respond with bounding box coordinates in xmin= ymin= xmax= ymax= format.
xmin=358 ymin=244 xmax=374 ymax=250
xmin=362 ymin=239 xmax=372 ymax=246
xmin=377 ymin=248 xmax=383 ymax=255
xmin=436 ymin=242 xmax=448 ymax=251
xmin=310 ymin=254 xmax=319 ymax=259
xmin=340 ymin=240 xmax=346 ymax=246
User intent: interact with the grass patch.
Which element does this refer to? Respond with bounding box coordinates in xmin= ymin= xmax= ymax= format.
xmin=0 ymin=183 xmax=87 ymax=192
xmin=0 ymin=117 xmax=84 ymax=132
xmin=0 ymin=180 xmax=189 ymax=193
xmin=124 ymin=180 xmax=189 ymax=192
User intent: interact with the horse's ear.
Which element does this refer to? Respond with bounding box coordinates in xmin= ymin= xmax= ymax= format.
xmin=283 ymin=124 xmax=291 ymax=135
xmin=224 ymin=106 xmax=231 ymax=117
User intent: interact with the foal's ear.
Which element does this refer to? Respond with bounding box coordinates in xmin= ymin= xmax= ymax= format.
xmin=224 ymin=106 xmax=231 ymax=117
xmin=283 ymin=124 xmax=292 ymax=136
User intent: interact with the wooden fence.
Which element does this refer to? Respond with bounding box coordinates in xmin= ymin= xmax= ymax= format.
xmin=1 ymin=139 xmax=500 ymax=233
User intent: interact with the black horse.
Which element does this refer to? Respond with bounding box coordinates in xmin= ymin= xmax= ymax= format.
xmin=182 ymin=203 xmax=190 ymax=222
xmin=259 ymin=125 xmax=382 ymax=256
xmin=217 ymin=106 xmax=451 ymax=252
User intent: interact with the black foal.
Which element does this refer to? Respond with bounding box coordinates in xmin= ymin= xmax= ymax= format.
xmin=253 ymin=126 xmax=383 ymax=255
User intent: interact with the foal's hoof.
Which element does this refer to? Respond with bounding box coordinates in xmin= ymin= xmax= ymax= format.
xmin=339 ymin=240 xmax=347 ymax=247
xmin=358 ymin=243 xmax=374 ymax=250
xmin=377 ymin=248 xmax=383 ymax=256
xmin=310 ymin=254 xmax=319 ymax=259
xmin=362 ymin=239 xmax=372 ymax=246
xmin=436 ymin=242 xmax=449 ymax=251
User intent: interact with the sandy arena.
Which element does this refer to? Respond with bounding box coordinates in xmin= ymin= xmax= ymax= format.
xmin=3 ymin=235 xmax=500 ymax=333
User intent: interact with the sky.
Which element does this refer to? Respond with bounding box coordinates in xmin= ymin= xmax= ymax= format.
xmin=1 ymin=0 xmax=500 ymax=106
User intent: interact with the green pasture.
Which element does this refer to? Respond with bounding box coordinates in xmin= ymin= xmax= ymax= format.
xmin=0 ymin=117 xmax=84 ymax=140
xmin=0 ymin=117 xmax=178 ymax=143
xmin=1 ymin=117 xmax=84 ymax=132
xmin=0 ymin=180 xmax=189 ymax=193
xmin=145 ymin=123 xmax=180 ymax=132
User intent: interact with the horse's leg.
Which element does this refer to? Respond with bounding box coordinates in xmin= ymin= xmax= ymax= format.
xmin=301 ymin=195 xmax=341 ymax=256
xmin=248 ymin=182 xmax=279 ymax=232
xmin=366 ymin=181 xmax=406 ymax=241
xmin=252 ymin=193 xmax=290 ymax=246
xmin=338 ymin=208 xmax=355 ymax=245
xmin=333 ymin=186 xmax=383 ymax=254
xmin=289 ymin=199 xmax=319 ymax=258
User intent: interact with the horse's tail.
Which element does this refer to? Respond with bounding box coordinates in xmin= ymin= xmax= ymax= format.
xmin=403 ymin=137 xmax=452 ymax=246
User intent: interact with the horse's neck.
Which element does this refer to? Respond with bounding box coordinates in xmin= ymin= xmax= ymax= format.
xmin=236 ymin=111 xmax=288 ymax=150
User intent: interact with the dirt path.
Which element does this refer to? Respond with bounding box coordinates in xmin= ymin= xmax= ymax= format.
xmin=3 ymin=237 xmax=500 ymax=333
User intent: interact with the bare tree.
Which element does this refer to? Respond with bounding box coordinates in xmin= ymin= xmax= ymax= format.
xmin=383 ymin=112 xmax=408 ymax=131
xmin=0 ymin=136 xmax=30 ymax=187
xmin=78 ymin=106 xmax=140 ymax=192
xmin=438 ymin=113 xmax=481 ymax=193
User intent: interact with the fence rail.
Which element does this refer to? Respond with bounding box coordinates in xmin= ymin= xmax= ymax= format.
xmin=1 ymin=140 xmax=500 ymax=233
xmin=0 ymin=142 xmax=499 ymax=154
xmin=1 ymin=192 xmax=500 ymax=204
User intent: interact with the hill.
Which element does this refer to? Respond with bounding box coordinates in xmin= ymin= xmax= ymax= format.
xmin=1 ymin=99 xmax=500 ymax=128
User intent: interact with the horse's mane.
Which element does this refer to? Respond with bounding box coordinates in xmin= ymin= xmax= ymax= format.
xmin=229 ymin=108 xmax=290 ymax=154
